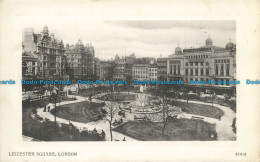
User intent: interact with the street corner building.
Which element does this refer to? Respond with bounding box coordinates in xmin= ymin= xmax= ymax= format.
xmin=165 ymin=37 xmax=236 ymax=95
xmin=22 ymin=26 xmax=97 ymax=81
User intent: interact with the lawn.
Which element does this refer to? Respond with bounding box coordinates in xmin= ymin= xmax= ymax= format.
xmin=113 ymin=119 xmax=217 ymax=141
xmin=169 ymin=100 xmax=224 ymax=119
xmin=51 ymin=101 xmax=105 ymax=123
xmin=22 ymin=99 xmax=105 ymax=141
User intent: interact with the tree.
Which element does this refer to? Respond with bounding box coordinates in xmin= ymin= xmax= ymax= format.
xmin=157 ymin=84 xmax=171 ymax=137
xmin=103 ymin=85 xmax=119 ymax=141
xmin=50 ymin=86 xmax=60 ymax=124
xmin=125 ymin=74 xmax=132 ymax=95
xmin=106 ymin=62 xmax=116 ymax=80
xmin=135 ymin=84 xmax=176 ymax=139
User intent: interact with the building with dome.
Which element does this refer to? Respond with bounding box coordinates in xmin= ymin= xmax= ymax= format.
xmin=167 ymin=37 xmax=236 ymax=95
xmin=23 ymin=26 xmax=67 ymax=78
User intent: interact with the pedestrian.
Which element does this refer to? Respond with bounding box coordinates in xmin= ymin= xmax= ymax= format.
xmin=218 ymin=115 xmax=221 ymax=121
xmin=48 ymin=106 xmax=50 ymax=112
xmin=43 ymin=105 xmax=46 ymax=112
xmin=123 ymin=137 xmax=126 ymax=141
xmin=101 ymin=130 xmax=105 ymax=138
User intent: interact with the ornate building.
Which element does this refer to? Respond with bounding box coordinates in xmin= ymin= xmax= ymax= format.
xmin=23 ymin=26 xmax=67 ymax=78
xmin=22 ymin=51 xmax=38 ymax=76
xmin=65 ymin=40 xmax=95 ymax=81
xmin=167 ymin=37 xmax=236 ymax=94
xmin=113 ymin=55 xmax=126 ymax=80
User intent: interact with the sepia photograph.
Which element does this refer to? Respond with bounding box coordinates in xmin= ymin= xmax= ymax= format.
xmin=22 ymin=20 xmax=237 ymax=141
xmin=1 ymin=0 xmax=260 ymax=161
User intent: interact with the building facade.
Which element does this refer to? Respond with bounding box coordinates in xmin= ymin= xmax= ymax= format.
xmin=65 ymin=40 xmax=95 ymax=81
xmin=149 ymin=65 xmax=157 ymax=81
xmin=100 ymin=60 xmax=115 ymax=80
xmin=132 ymin=64 xmax=150 ymax=81
xmin=23 ymin=26 xmax=67 ymax=78
xmin=113 ymin=55 xmax=126 ymax=80
xmin=167 ymin=37 xmax=236 ymax=94
xmin=22 ymin=51 xmax=38 ymax=76
xmin=157 ymin=57 xmax=167 ymax=80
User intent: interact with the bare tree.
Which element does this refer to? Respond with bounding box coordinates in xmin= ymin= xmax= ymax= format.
xmin=103 ymin=85 xmax=119 ymax=141
xmin=134 ymin=84 xmax=175 ymax=139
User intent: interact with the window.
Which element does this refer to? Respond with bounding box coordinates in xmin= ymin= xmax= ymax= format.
xmin=220 ymin=64 xmax=224 ymax=76
xmin=201 ymin=69 xmax=203 ymax=76
xmin=226 ymin=64 xmax=230 ymax=76
xmin=190 ymin=69 xmax=193 ymax=76
xmin=195 ymin=62 xmax=198 ymax=66
xmin=186 ymin=62 xmax=188 ymax=66
xmin=206 ymin=69 xmax=209 ymax=76
xmin=215 ymin=64 xmax=219 ymax=76
xmin=185 ymin=69 xmax=188 ymax=75
xmin=201 ymin=62 xmax=203 ymax=66
xmin=206 ymin=62 xmax=209 ymax=66
xmin=195 ymin=69 xmax=198 ymax=76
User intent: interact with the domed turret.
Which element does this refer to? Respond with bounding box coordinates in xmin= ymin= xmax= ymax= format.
xmin=42 ymin=25 xmax=49 ymax=35
xmin=76 ymin=39 xmax=83 ymax=47
xmin=226 ymin=39 xmax=235 ymax=50
xmin=175 ymin=44 xmax=182 ymax=54
xmin=205 ymin=37 xmax=213 ymax=46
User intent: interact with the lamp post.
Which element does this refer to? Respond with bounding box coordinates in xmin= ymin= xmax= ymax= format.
xmin=52 ymin=87 xmax=59 ymax=123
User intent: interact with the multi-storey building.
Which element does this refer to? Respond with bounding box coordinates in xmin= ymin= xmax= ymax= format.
xmin=94 ymin=57 xmax=101 ymax=80
xmin=113 ymin=55 xmax=126 ymax=80
xmin=100 ymin=60 xmax=115 ymax=80
xmin=132 ymin=64 xmax=150 ymax=81
xmin=157 ymin=58 xmax=167 ymax=80
xmin=23 ymin=26 xmax=67 ymax=78
xmin=65 ymin=40 xmax=95 ymax=81
xmin=167 ymin=37 xmax=236 ymax=94
xmin=149 ymin=65 xmax=157 ymax=81
xmin=125 ymin=53 xmax=136 ymax=81
xmin=22 ymin=51 xmax=38 ymax=76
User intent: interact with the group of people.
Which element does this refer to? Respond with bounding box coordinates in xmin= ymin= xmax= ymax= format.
xmin=43 ymin=105 xmax=51 ymax=112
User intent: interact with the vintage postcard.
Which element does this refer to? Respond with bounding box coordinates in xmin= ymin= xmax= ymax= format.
xmin=0 ymin=0 xmax=259 ymax=161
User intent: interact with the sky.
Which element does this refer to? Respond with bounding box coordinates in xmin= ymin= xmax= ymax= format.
xmin=21 ymin=18 xmax=236 ymax=60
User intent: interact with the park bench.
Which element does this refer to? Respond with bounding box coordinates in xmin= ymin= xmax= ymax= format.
xmin=191 ymin=116 xmax=204 ymax=121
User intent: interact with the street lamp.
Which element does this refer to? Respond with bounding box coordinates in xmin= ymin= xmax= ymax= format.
xmin=52 ymin=87 xmax=59 ymax=123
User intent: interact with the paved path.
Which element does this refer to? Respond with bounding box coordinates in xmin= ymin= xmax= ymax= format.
xmin=37 ymin=95 xmax=137 ymax=141
xmin=175 ymin=99 xmax=236 ymax=140
xmin=36 ymin=92 xmax=236 ymax=141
